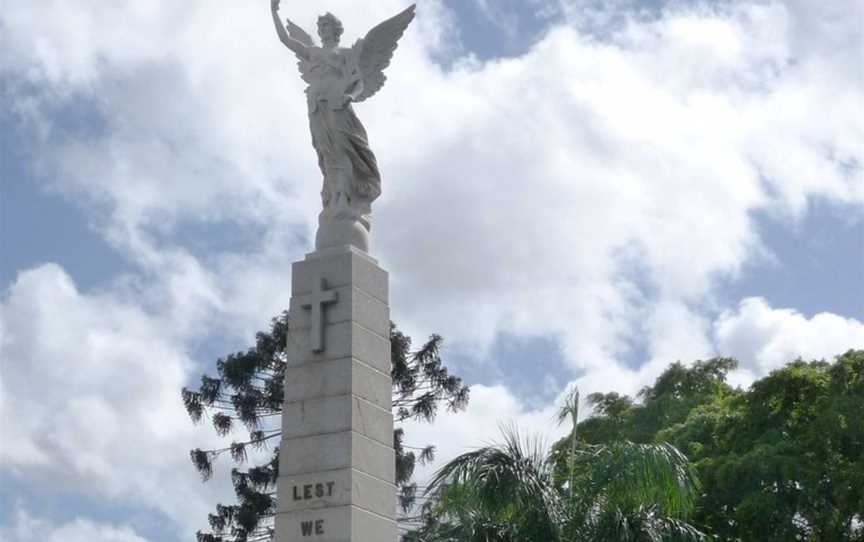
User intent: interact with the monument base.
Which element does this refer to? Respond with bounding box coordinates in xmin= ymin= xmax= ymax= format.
xmin=316 ymin=219 xmax=370 ymax=253
xmin=315 ymin=200 xmax=372 ymax=253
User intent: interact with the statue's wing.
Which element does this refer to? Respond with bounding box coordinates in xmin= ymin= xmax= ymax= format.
xmin=285 ymin=18 xmax=316 ymax=83
xmin=285 ymin=18 xmax=315 ymax=47
xmin=351 ymin=4 xmax=416 ymax=102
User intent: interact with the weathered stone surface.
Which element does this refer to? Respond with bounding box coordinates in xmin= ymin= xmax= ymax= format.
xmin=283 ymin=357 xmax=391 ymax=410
xmin=277 ymin=506 xmax=350 ymax=542
xmin=351 ymin=506 xmax=398 ymax=541
xmin=277 ymin=468 xmax=396 ymax=518
xmin=281 ymin=394 xmax=393 ymax=447
xmin=292 ymin=248 xmax=388 ymax=303
xmin=290 ymin=285 xmax=389 ymax=336
xmin=279 ymin=431 xmax=395 ymax=483
xmin=275 ymin=246 xmax=395 ymax=541
xmin=274 ymin=505 xmax=397 ymax=542
xmin=286 ymin=321 xmax=391 ymax=374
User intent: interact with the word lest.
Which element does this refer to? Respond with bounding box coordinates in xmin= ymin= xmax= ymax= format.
xmin=292 ymin=481 xmax=336 ymax=501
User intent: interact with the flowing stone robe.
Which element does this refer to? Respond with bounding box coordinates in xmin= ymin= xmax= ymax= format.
xmin=304 ymin=46 xmax=380 ymax=217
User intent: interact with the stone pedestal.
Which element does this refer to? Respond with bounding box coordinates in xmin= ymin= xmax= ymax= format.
xmin=275 ymin=246 xmax=396 ymax=542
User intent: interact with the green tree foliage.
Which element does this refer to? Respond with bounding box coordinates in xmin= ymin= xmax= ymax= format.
xmin=182 ymin=313 xmax=470 ymax=542
xmin=557 ymin=350 xmax=864 ymax=542
xmin=407 ymin=421 xmax=708 ymax=542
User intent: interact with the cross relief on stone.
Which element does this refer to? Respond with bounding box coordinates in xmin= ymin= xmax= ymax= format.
xmin=301 ymin=278 xmax=339 ymax=353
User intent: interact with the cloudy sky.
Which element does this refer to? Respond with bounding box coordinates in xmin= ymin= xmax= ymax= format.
xmin=1 ymin=0 xmax=862 ymax=539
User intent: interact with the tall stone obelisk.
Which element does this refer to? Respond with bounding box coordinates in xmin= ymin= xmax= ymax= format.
xmin=268 ymin=1 xmax=417 ymax=540
xmin=275 ymin=246 xmax=395 ymax=541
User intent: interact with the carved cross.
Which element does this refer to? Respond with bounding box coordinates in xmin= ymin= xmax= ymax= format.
xmin=301 ymin=278 xmax=339 ymax=352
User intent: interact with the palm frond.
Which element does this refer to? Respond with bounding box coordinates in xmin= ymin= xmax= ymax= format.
xmin=578 ymin=441 xmax=700 ymax=518
xmin=555 ymin=387 xmax=580 ymax=428
xmin=426 ymin=424 xmax=561 ymax=540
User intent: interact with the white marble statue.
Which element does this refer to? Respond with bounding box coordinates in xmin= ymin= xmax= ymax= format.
xmin=271 ymin=0 xmax=416 ymax=252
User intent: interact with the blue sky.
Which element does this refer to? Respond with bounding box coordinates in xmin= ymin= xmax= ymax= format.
xmin=1 ymin=0 xmax=863 ymax=540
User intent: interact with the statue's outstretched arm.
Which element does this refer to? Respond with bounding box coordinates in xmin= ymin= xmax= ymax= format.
xmin=271 ymin=0 xmax=310 ymax=60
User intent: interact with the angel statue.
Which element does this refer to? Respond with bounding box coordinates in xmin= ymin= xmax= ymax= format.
xmin=271 ymin=0 xmax=416 ymax=252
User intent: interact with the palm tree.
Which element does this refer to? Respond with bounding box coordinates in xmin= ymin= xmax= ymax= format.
xmin=560 ymin=440 xmax=710 ymax=541
xmin=555 ymin=387 xmax=580 ymax=503
xmin=408 ymin=390 xmax=710 ymax=542
xmin=409 ymin=426 xmax=560 ymax=542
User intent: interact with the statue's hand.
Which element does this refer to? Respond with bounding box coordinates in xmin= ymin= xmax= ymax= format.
xmin=271 ymin=0 xmax=280 ymax=12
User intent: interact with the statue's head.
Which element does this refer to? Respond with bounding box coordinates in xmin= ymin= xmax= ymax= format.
xmin=317 ymin=13 xmax=343 ymax=47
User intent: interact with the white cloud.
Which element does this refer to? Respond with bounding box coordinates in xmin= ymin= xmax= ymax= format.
xmin=714 ymin=297 xmax=864 ymax=377
xmin=1 ymin=507 xmax=150 ymax=542
xmin=0 ymin=265 xmax=235 ymax=538
xmin=376 ymin=0 xmax=862 ymax=369
xmin=3 ymin=0 xmax=860 ymax=365
xmin=645 ymin=301 xmax=713 ymax=365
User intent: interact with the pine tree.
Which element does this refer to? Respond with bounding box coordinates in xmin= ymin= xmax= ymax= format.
xmin=182 ymin=312 xmax=470 ymax=541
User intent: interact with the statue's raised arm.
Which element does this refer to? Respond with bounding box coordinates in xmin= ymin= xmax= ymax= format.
xmin=271 ymin=0 xmax=313 ymax=60
xmin=350 ymin=5 xmax=416 ymax=102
